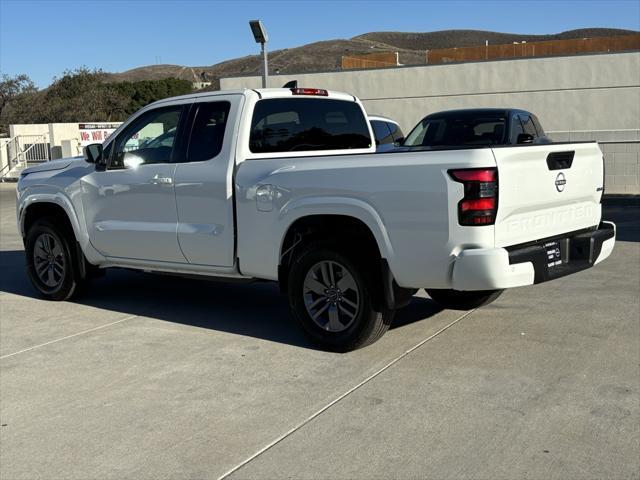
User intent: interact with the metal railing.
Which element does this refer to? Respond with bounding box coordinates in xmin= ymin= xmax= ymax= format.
xmin=13 ymin=134 xmax=51 ymax=162
xmin=0 ymin=138 xmax=12 ymax=178
xmin=0 ymin=134 xmax=51 ymax=180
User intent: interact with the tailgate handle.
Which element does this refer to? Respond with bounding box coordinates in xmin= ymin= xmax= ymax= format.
xmin=547 ymin=151 xmax=574 ymax=170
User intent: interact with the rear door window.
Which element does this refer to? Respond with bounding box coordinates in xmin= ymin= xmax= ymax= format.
xmin=249 ymin=98 xmax=371 ymax=153
xmin=186 ymin=101 xmax=231 ymax=162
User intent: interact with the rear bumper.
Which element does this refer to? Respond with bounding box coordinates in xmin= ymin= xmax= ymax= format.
xmin=451 ymin=221 xmax=616 ymax=291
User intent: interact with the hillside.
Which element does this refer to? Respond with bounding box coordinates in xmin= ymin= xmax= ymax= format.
xmin=354 ymin=28 xmax=636 ymax=50
xmin=105 ymin=28 xmax=639 ymax=89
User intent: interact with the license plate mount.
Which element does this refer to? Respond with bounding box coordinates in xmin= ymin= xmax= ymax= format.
xmin=544 ymin=240 xmax=563 ymax=269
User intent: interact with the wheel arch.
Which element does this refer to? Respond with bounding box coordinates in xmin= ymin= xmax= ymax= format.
xmin=278 ymin=213 xmax=402 ymax=309
xmin=277 ymin=197 xmax=395 ymax=263
xmin=21 ymin=199 xmax=78 ymax=241
xmin=19 ymin=192 xmax=105 ymax=266
xmin=280 ymin=214 xmax=384 ymax=261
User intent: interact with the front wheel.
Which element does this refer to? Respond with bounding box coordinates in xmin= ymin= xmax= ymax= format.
xmin=25 ymin=218 xmax=88 ymax=301
xmin=426 ymin=288 xmax=503 ymax=310
xmin=288 ymin=244 xmax=394 ymax=352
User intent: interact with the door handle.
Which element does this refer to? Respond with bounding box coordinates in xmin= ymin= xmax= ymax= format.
xmin=150 ymin=174 xmax=173 ymax=185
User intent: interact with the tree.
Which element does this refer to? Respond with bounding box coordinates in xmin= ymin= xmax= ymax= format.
xmin=112 ymin=78 xmax=193 ymax=114
xmin=0 ymin=68 xmax=194 ymax=130
xmin=43 ymin=68 xmax=127 ymax=122
xmin=0 ymin=91 xmax=44 ymax=126
xmin=0 ymin=74 xmax=37 ymax=133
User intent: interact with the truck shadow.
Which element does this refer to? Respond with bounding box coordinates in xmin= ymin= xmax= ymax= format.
xmin=0 ymin=250 xmax=442 ymax=350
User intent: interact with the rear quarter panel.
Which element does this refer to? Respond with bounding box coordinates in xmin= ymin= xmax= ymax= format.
xmin=235 ymin=148 xmax=497 ymax=288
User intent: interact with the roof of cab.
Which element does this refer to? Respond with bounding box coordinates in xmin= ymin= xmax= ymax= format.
xmin=148 ymin=87 xmax=357 ymax=108
xmin=253 ymin=88 xmax=356 ymax=101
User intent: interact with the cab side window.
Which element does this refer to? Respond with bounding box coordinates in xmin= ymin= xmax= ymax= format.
xmin=111 ymin=106 xmax=183 ymax=169
xmin=186 ymin=101 xmax=231 ymax=162
xmin=388 ymin=122 xmax=405 ymax=143
xmin=520 ymin=114 xmax=538 ymax=138
xmin=510 ymin=114 xmax=525 ymax=144
xmin=371 ymin=120 xmax=394 ymax=146
xmin=531 ymin=114 xmax=546 ymax=136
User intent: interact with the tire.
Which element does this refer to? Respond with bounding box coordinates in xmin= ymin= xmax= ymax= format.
xmin=288 ymin=243 xmax=394 ymax=352
xmin=426 ymin=288 xmax=503 ymax=310
xmin=25 ymin=217 xmax=89 ymax=301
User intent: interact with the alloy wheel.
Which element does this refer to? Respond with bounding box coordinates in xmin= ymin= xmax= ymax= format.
xmin=303 ymin=260 xmax=360 ymax=332
xmin=33 ymin=233 xmax=65 ymax=289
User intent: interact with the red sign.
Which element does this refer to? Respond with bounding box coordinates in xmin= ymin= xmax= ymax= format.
xmin=78 ymin=123 xmax=121 ymax=146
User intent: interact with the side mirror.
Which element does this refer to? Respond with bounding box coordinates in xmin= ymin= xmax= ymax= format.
xmin=517 ymin=133 xmax=534 ymax=144
xmin=83 ymin=143 xmax=103 ymax=164
xmin=393 ymin=136 xmax=405 ymax=146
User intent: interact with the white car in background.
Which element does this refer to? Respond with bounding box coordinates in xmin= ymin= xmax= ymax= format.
xmin=369 ymin=115 xmax=404 ymax=152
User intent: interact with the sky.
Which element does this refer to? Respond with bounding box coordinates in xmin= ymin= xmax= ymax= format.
xmin=1 ymin=0 xmax=639 ymax=87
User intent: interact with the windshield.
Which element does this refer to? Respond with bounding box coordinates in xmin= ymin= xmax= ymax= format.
xmin=403 ymin=115 xmax=507 ymax=147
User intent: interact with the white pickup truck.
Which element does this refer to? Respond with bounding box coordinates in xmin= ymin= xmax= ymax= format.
xmin=16 ymin=87 xmax=615 ymax=351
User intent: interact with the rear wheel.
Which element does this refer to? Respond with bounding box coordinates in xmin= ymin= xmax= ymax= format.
xmin=288 ymin=244 xmax=394 ymax=352
xmin=25 ymin=218 xmax=88 ymax=300
xmin=426 ymin=288 xmax=503 ymax=310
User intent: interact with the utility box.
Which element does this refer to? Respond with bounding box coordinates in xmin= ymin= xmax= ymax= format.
xmin=61 ymin=139 xmax=78 ymax=158
xmin=50 ymin=146 xmax=63 ymax=160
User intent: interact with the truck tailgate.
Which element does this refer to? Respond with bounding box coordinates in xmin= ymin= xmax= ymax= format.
xmin=493 ymin=142 xmax=604 ymax=247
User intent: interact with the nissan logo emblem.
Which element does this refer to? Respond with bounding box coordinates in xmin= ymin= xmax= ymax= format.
xmin=555 ymin=172 xmax=567 ymax=192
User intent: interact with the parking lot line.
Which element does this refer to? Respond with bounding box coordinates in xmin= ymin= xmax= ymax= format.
xmin=218 ymin=309 xmax=477 ymax=480
xmin=0 ymin=314 xmax=138 ymax=360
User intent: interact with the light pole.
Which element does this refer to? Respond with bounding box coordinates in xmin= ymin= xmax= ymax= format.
xmin=249 ymin=20 xmax=268 ymax=88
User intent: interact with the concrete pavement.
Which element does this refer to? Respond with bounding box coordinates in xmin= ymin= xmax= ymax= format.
xmin=1 ymin=183 xmax=638 ymax=479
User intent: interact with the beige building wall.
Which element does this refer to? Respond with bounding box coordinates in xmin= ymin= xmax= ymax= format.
xmin=220 ymin=52 xmax=639 ymax=132
xmin=9 ymin=124 xmax=49 ymax=137
xmin=221 ymin=52 xmax=640 ymax=194
xmin=49 ymin=123 xmax=81 ymax=152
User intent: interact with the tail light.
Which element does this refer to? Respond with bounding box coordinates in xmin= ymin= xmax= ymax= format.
xmin=291 ymin=88 xmax=328 ymax=96
xmin=448 ymin=168 xmax=498 ymax=226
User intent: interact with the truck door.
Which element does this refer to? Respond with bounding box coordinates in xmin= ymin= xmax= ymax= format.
xmin=173 ymin=94 xmax=244 ymax=267
xmin=81 ymin=104 xmax=189 ymax=263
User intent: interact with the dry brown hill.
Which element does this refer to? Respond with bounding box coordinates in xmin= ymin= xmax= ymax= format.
xmin=355 ymin=28 xmax=637 ymax=50
xmin=105 ymin=28 xmax=639 ymax=89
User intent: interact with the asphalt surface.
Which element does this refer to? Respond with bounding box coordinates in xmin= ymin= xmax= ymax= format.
xmin=1 ymin=182 xmax=638 ymax=480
